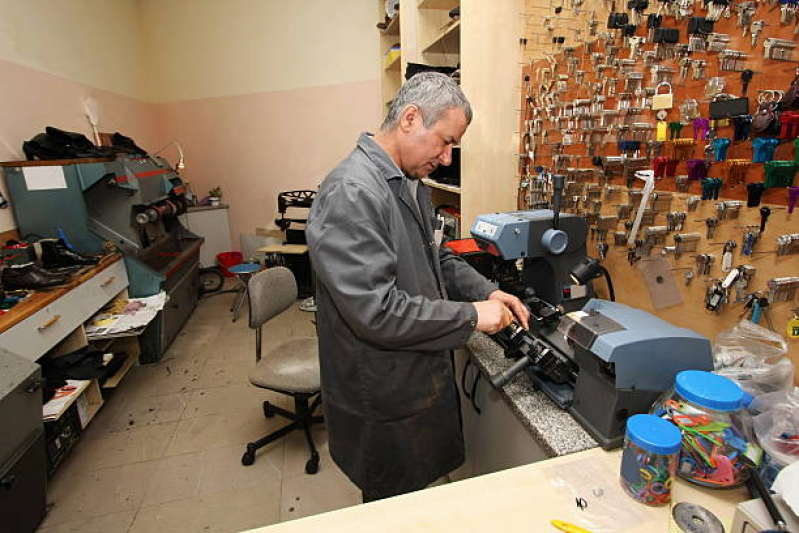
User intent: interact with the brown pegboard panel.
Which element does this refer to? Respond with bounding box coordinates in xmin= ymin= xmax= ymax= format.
xmin=517 ymin=0 xmax=799 ymax=380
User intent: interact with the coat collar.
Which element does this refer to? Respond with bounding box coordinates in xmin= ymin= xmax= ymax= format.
xmin=356 ymin=132 xmax=403 ymax=181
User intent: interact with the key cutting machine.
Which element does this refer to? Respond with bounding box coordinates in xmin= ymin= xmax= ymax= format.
xmin=3 ymin=154 xmax=204 ymax=362
xmin=468 ymin=174 xmax=713 ymax=448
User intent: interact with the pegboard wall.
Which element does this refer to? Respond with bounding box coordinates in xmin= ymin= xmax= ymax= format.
xmin=517 ymin=0 xmax=799 ymax=375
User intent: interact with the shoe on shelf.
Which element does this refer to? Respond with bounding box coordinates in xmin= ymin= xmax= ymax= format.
xmin=299 ymin=297 xmax=316 ymax=313
xmin=2 ymin=263 xmax=71 ymax=291
xmin=37 ymin=239 xmax=99 ymax=269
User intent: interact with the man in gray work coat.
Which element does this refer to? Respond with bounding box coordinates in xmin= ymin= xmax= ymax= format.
xmin=307 ymin=72 xmax=530 ymax=502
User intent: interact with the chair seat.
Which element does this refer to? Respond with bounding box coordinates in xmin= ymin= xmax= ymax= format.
xmin=249 ymin=337 xmax=320 ymax=394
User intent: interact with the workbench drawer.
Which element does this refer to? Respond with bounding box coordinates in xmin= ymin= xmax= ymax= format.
xmin=0 ymin=261 xmax=128 ymax=361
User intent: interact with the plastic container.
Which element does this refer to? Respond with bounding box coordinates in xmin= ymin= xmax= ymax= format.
xmin=216 ymin=251 xmax=243 ymax=277
xmin=620 ymin=414 xmax=682 ymax=505
xmin=651 ymin=370 xmax=755 ymax=489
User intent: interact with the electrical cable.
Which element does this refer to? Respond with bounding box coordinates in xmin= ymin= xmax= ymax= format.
xmin=599 ymin=265 xmax=616 ymax=302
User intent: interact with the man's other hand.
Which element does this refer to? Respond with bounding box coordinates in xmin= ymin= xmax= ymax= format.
xmin=472 ymin=300 xmax=513 ymax=334
xmin=488 ymin=290 xmax=530 ymax=330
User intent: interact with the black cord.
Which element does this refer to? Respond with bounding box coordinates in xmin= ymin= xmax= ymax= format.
xmin=598 ymin=265 xmax=616 ymax=302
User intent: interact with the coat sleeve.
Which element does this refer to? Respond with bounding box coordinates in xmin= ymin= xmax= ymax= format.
xmin=307 ymin=178 xmax=477 ymax=352
xmin=438 ymin=239 xmax=498 ymax=302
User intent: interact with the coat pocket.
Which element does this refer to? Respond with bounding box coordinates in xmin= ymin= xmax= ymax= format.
xmin=361 ymin=350 xmax=452 ymax=421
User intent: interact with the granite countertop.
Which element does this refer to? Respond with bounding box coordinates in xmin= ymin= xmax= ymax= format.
xmin=465 ymin=332 xmax=598 ymax=457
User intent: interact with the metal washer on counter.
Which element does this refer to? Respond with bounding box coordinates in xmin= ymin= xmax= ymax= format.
xmin=671 ymin=503 xmax=725 ymax=533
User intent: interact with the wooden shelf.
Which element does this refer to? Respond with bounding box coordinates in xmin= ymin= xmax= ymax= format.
xmin=418 ymin=0 xmax=459 ymax=10
xmin=102 ymin=354 xmax=136 ymax=389
xmin=384 ymin=52 xmax=402 ymax=71
xmin=422 ymin=20 xmax=460 ymax=55
xmin=422 ymin=178 xmax=461 ymax=195
xmin=383 ymin=15 xmax=400 ymax=36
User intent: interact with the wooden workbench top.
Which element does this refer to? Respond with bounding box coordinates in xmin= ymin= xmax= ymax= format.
xmin=246 ymin=448 xmax=749 ymax=533
xmin=0 ymin=254 xmax=123 ymax=334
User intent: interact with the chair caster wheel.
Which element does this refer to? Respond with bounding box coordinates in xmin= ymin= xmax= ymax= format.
xmin=263 ymin=402 xmax=275 ymax=418
xmin=242 ymin=446 xmax=256 ymax=466
xmin=305 ymin=452 xmax=320 ymax=475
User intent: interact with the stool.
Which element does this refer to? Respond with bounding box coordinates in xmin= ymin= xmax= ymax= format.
xmin=228 ymin=263 xmax=262 ymax=323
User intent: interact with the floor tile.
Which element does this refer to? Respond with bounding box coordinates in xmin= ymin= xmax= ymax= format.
xmin=279 ymin=461 xmax=361 ymax=522
xmin=129 ymin=483 xmax=282 ymax=533
xmin=103 ymin=392 xmax=189 ymax=432
xmin=116 ymin=360 xmax=203 ymax=398
xmin=196 ymin=360 xmax=251 ymax=389
xmin=282 ymin=425 xmax=333 ymax=480
xmin=166 ymin=411 xmax=284 ymax=456
xmin=42 ymin=460 xmax=159 ymax=527
xmin=36 ymin=511 xmax=135 ymax=533
xmin=142 ymin=441 xmax=283 ymax=507
xmin=56 ymin=422 xmax=177 ymax=475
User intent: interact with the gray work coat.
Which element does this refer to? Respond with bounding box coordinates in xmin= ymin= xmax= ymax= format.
xmin=307 ymin=133 xmax=497 ymax=499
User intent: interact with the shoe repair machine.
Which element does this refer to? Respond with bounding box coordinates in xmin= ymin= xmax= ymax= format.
xmin=3 ymin=155 xmax=203 ymax=363
xmin=467 ymin=175 xmax=713 ymax=449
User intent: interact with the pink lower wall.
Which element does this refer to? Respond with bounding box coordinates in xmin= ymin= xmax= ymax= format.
xmin=0 ymin=58 xmax=162 ymax=232
xmin=155 ymin=79 xmax=381 ymax=248
xmin=0 ymin=57 xmax=161 ymax=162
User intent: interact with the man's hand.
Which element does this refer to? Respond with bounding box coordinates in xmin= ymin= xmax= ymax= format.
xmin=472 ymin=300 xmax=513 ymax=334
xmin=488 ymin=290 xmax=530 ymax=330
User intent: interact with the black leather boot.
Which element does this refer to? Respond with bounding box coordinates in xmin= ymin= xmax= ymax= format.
xmin=2 ymin=264 xmax=71 ymax=290
xmin=37 ymin=239 xmax=99 ymax=269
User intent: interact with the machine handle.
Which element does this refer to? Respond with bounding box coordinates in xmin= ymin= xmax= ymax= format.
xmin=38 ymin=315 xmax=61 ymax=331
xmin=101 ymin=276 xmax=116 ymax=287
xmin=489 ymin=357 xmax=532 ymax=389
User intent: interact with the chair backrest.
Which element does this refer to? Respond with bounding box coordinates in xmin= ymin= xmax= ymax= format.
xmin=247 ymin=266 xmax=297 ymax=329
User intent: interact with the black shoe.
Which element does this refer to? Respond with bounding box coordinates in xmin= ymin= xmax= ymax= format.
xmin=2 ymin=264 xmax=71 ymax=290
xmin=38 ymin=239 xmax=99 ymax=269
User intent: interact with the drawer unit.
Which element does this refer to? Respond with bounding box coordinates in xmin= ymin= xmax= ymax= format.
xmin=0 ymin=260 xmax=128 ymax=361
xmin=0 ymin=429 xmax=47 ymax=533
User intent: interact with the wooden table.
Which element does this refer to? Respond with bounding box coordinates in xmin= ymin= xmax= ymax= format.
xmin=257 ymin=244 xmax=309 ymax=255
xmin=0 ymin=254 xmax=123 ymax=334
xmin=244 ymin=448 xmax=749 ymax=533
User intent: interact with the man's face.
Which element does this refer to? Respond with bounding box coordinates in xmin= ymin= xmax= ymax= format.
xmin=399 ymin=107 xmax=468 ymax=179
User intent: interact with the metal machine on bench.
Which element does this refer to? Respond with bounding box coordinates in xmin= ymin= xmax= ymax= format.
xmin=468 ymin=175 xmax=713 ymax=449
xmin=4 ymin=155 xmax=203 ymax=363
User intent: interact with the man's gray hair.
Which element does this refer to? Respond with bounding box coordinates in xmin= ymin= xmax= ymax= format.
xmin=380 ymin=72 xmax=472 ymax=131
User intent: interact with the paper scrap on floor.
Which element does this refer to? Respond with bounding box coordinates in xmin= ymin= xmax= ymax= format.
xmin=85 ymin=292 xmax=167 ymax=338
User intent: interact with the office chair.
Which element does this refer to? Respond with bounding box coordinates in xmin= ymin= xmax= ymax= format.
xmin=241 ymin=267 xmax=324 ymax=474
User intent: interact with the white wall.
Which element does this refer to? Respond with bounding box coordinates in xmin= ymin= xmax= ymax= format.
xmin=0 ymin=0 xmax=150 ymax=100
xmin=139 ymin=0 xmax=381 ymax=103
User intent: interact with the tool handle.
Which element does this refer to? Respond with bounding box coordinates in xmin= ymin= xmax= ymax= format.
xmin=748 ymin=469 xmax=787 ymax=531
xmin=489 ymin=357 xmax=532 ymax=389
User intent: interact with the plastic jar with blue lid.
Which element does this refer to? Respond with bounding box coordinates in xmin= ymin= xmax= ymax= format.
xmin=650 ymin=370 xmax=757 ymax=489
xmin=620 ymin=414 xmax=682 ymax=505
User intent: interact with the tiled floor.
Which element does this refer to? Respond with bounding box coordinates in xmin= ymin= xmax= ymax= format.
xmin=37 ymin=292 xmax=361 ymax=533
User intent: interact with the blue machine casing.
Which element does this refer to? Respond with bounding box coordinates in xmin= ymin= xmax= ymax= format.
xmin=575 ymin=299 xmax=713 ymax=391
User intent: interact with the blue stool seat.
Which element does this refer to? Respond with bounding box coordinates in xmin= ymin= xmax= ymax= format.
xmin=229 ymin=263 xmax=261 ymax=275
xmin=228 ymin=263 xmax=262 ymax=322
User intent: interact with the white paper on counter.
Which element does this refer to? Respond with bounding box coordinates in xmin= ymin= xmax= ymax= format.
xmin=22 ymin=166 xmax=67 ymax=190
xmin=772 ymin=460 xmax=799 ymax=518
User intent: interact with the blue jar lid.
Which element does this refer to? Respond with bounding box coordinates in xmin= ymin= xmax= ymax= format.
xmin=674 ymin=370 xmax=744 ymax=413
xmin=626 ymin=414 xmax=682 ymax=455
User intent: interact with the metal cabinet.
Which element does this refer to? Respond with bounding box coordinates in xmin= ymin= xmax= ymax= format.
xmin=451 ymin=349 xmax=548 ymax=482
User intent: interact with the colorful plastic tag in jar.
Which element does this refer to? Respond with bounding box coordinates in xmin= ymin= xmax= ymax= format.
xmin=620 ymin=414 xmax=682 ymax=505
xmin=653 ymin=370 xmax=759 ymax=489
